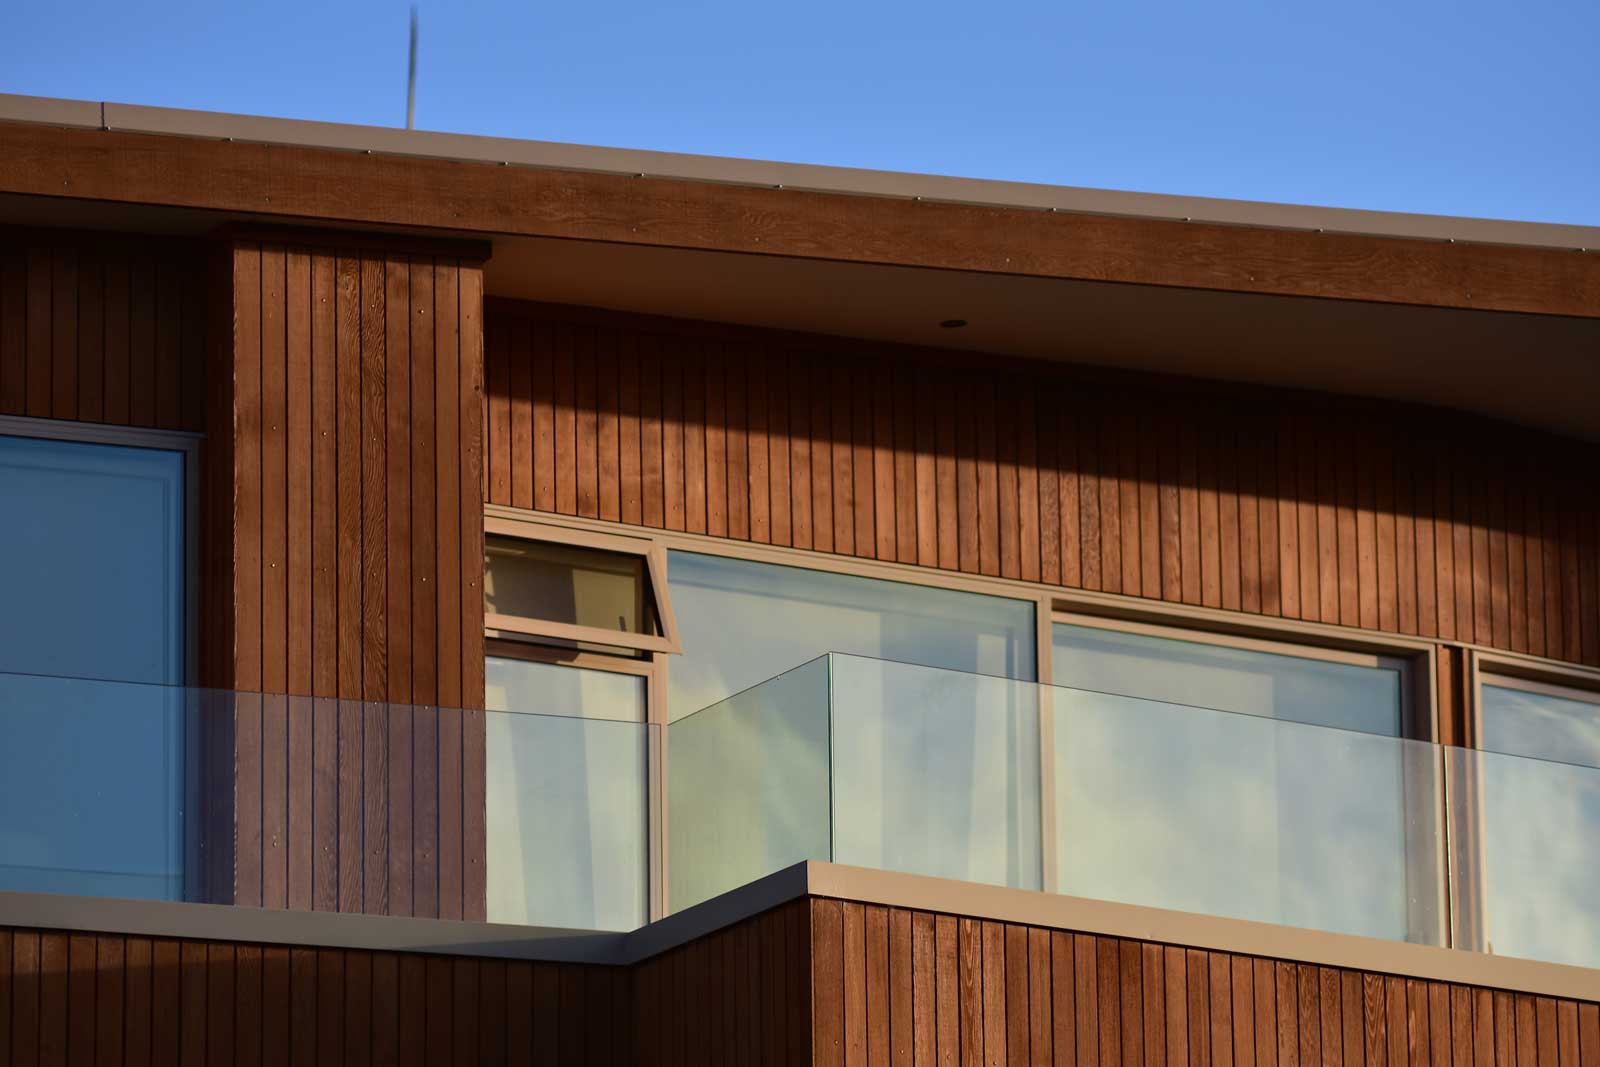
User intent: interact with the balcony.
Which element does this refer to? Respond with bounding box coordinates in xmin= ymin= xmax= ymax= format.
xmin=668 ymin=654 xmax=1600 ymax=971
xmin=2 ymin=659 xmax=1597 ymax=973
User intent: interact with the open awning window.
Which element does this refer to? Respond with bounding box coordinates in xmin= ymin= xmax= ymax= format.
xmin=484 ymin=518 xmax=681 ymax=656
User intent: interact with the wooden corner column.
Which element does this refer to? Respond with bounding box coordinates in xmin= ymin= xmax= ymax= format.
xmin=204 ymin=231 xmax=489 ymax=918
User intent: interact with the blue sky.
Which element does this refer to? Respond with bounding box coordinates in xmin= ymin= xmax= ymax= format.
xmin=2 ymin=0 xmax=1595 ymax=225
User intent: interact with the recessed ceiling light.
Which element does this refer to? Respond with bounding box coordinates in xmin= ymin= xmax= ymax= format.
xmin=939 ymin=319 xmax=968 ymax=329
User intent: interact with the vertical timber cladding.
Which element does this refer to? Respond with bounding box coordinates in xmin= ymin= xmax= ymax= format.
xmin=209 ymin=236 xmax=488 ymax=919
xmin=482 ymin=300 xmax=1600 ymax=675
xmin=0 ymin=226 xmax=207 ymax=430
xmin=0 ymin=925 xmax=632 ymax=1066
xmin=806 ymin=898 xmax=1600 ymax=1067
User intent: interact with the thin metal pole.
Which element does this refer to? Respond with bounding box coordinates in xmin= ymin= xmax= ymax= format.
xmin=406 ymin=6 xmax=418 ymax=130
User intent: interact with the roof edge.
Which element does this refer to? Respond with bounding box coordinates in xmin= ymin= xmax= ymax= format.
xmin=1 ymin=91 xmax=1595 ymax=253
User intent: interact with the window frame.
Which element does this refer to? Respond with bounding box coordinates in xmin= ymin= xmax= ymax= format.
xmin=484 ymin=515 xmax=682 ymax=656
xmin=0 ymin=413 xmax=204 ymax=902
xmin=1049 ymin=609 xmax=1426 ymax=739
xmin=485 ymin=503 xmax=1448 ymax=930
xmin=1451 ymin=650 xmax=1600 ymax=954
xmin=1049 ymin=608 xmax=1445 ymax=945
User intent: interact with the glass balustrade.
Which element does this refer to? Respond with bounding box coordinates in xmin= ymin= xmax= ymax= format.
xmin=0 ymin=669 xmax=655 ymax=933
xmin=5 ymin=660 xmax=1598 ymax=972
xmin=668 ymin=652 xmax=1600 ymax=969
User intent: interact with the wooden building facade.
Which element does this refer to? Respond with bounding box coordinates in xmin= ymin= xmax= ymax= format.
xmin=1 ymin=93 xmax=1599 ymax=1064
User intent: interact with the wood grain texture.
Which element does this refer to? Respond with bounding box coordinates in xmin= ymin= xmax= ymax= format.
xmin=0 ymin=226 xmax=206 ymax=429
xmin=3 ymin=124 xmax=1597 ymax=318
xmin=795 ymin=901 xmax=1600 ymax=1067
xmin=485 ymin=300 xmax=1600 ymax=672
xmin=206 ymin=238 xmax=488 ymax=918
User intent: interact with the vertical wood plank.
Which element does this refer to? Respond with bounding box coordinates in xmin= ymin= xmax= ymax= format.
xmin=938 ymin=915 xmax=962 ymax=1067
xmin=846 ymin=903 xmax=868 ymax=1067
xmin=1165 ymin=947 xmax=1189 ymax=1067
xmin=789 ymin=350 xmax=814 ymax=550
xmin=874 ymin=360 xmax=899 ymax=562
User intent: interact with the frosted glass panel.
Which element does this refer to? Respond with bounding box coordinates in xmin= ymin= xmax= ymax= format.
xmin=0 ymin=434 xmax=185 ymax=900
xmin=486 ymin=705 xmax=649 ymax=931
xmin=487 ymin=656 xmax=645 ymax=721
xmin=668 ymin=657 xmax=831 ymax=911
xmin=830 ymin=655 xmax=1040 ymax=890
xmin=668 ymin=550 xmax=1035 ymax=720
xmin=1480 ymin=684 xmax=1600 ymax=766
xmin=1052 ymin=624 xmax=1402 ymax=735
xmin=1055 ymin=687 xmax=1436 ymax=941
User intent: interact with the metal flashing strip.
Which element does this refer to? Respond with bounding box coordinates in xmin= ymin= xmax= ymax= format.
xmin=0 ymin=91 xmax=1595 ymax=253
xmin=0 ymin=891 xmax=629 ymax=965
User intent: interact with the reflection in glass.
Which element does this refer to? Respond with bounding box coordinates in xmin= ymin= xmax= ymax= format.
xmin=485 ymin=535 xmax=655 ymax=637
xmin=0 ymin=434 xmax=186 ymax=900
xmin=1466 ymin=683 xmax=1600 ymax=967
xmin=667 ymin=551 xmax=1036 ymax=720
xmin=830 ymin=655 xmax=1040 ymax=890
xmin=0 ymin=673 xmax=186 ymax=900
xmin=1480 ymin=683 xmax=1600 ymax=766
xmin=1051 ymin=623 xmax=1402 ymax=735
xmin=668 ymin=658 xmax=832 ymax=912
xmin=1054 ymin=687 xmax=1435 ymax=941
xmin=487 ymin=656 xmax=645 ymax=721
xmin=486 ymin=705 xmax=649 ymax=931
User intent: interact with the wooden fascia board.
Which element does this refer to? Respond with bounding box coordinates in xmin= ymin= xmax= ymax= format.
xmin=0 ymin=120 xmax=1596 ymax=318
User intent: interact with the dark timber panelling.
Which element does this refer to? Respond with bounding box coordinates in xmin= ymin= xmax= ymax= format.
xmin=806 ymin=899 xmax=1600 ymax=1067
xmin=0 ymin=925 xmax=624 ymax=1067
xmin=208 ymin=239 xmax=487 ymax=919
xmin=630 ymin=901 xmax=814 ymax=1067
xmin=0 ymin=226 xmax=206 ymax=431
xmin=484 ymin=300 xmax=1600 ymax=671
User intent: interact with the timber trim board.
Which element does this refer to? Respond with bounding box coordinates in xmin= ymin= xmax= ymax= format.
xmin=7 ymin=860 xmax=1600 ymax=1002
xmin=1 ymin=120 xmax=1597 ymax=318
xmin=4 ymin=91 xmax=1598 ymax=254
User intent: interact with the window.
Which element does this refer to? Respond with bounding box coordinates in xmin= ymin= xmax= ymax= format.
xmin=485 ymin=653 xmax=650 ymax=931
xmin=482 ymin=516 xmax=680 ymax=928
xmin=1456 ymin=660 xmax=1600 ymax=966
xmin=666 ymin=549 xmax=1036 ymax=721
xmin=483 ymin=518 xmax=679 ymax=656
xmin=1049 ymin=615 xmax=1437 ymax=943
xmin=0 ymin=429 xmax=189 ymax=901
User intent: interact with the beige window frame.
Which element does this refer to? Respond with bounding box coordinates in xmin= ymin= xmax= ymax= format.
xmin=1049 ymin=608 xmax=1446 ymax=946
xmin=484 ymin=515 xmax=682 ymax=656
xmin=1050 ymin=610 xmax=1429 ymax=739
xmin=485 ymin=503 xmax=1450 ymax=930
xmin=1450 ymin=651 xmax=1600 ymax=953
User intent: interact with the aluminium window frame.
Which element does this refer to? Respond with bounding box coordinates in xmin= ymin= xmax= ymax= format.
xmin=483 ymin=515 xmax=682 ymax=655
xmin=485 ymin=503 xmax=1449 ymax=931
xmin=0 ymin=413 xmax=204 ymax=901
xmin=1450 ymin=649 xmax=1600 ymax=953
xmin=1049 ymin=607 xmax=1446 ymax=947
xmin=483 ymin=635 xmax=666 ymax=923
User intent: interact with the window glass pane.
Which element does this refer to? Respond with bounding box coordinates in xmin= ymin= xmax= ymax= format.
xmin=1051 ymin=623 xmax=1402 ymax=735
xmin=1480 ymin=683 xmax=1600 ymax=767
xmin=487 ymin=656 xmax=646 ymax=722
xmin=484 ymin=535 xmax=655 ymax=636
xmin=1473 ymin=681 xmax=1600 ymax=967
xmin=1050 ymin=622 xmax=1418 ymax=942
xmin=0 ymin=434 xmax=186 ymax=901
xmin=667 ymin=551 xmax=1036 ymax=720
xmin=485 ymin=660 xmax=648 ymax=931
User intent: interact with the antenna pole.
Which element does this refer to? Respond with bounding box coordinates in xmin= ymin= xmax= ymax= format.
xmin=406 ymin=6 xmax=418 ymax=130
